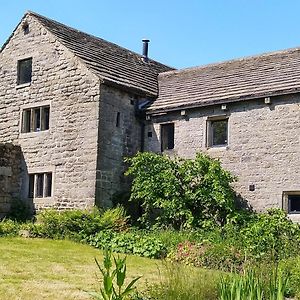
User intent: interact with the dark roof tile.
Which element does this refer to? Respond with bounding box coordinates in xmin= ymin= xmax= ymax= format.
xmin=148 ymin=47 xmax=300 ymax=112
xmin=29 ymin=12 xmax=173 ymax=96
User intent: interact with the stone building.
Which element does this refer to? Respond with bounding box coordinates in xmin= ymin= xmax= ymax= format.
xmin=0 ymin=11 xmax=299 ymax=218
xmin=0 ymin=11 xmax=172 ymax=212
xmin=144 ymin=51 xmax=300 ymax=220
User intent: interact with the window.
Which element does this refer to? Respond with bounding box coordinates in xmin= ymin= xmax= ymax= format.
xmin=17 ymin=58 xmax=32 ymax=85
xmin=116 ymin=112 xmax=120 ymax=127
xmin=28 ymin=173 xmax=52 ymax=198
xmin=284 ymin=192 xmax=300 ymax=214
xmin=161 ymin=123 xmax=174 ymax=151
xmin=22 ymin=105 xmax=50 ymax=133
xmin=207 ymin=118 xmax=228 ymax=147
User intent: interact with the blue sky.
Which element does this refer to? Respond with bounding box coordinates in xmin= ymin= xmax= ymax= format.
xmin=1 ymin=1 xmax=300 ymax=69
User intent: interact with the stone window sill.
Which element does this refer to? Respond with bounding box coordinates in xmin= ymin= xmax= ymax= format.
xmin=16 ymin=82 xmax=31 ymax=89
xmin=19 ymin=130 xmax=50 ymax=139
xmin=206 ymin=145 xmax=229 ymax=151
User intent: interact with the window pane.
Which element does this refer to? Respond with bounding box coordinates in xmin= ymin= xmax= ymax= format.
xmin=34 ymin=108 xmax=41 ymax=131
xmin=28 ymin=174 xmax=34 ymax=198
xmin=36 ymin=174 xmax=44 ymax=197
xmin=43 ymin=106 xmax=50 ymax=130
xmin=211 ymin=119 xmax=228 ymax=146
xmin=23 ymin=109 xmax=31 ymax=133
xmin=161 ymin=123 xmax=174 ymax=151
xmin=289 ymin=195 xmax=300 ymax=213
xmin=45 ymin=173 xmax=52 ymax=197
xmin=18 ymin=58 xmax=32 ymax=84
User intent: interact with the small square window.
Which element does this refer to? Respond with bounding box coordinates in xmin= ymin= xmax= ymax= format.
xmin=17 ymin=58 xmax=32 ymax=85
xmin=207 ymin=118 xmax=228 ymax=147
xmin=22 ymin=105 xmax=50 ymax=133
xmin=161 ymin=123 xmax=174 ymax=151
xmin=28 ymin=172 xmax=53 ymax=198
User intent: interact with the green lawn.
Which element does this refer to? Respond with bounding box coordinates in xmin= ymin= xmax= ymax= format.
xmin=0 ymin=237 xmax=164 ymax=300
xmin=0 ymin=237 xmax=220 ymax=300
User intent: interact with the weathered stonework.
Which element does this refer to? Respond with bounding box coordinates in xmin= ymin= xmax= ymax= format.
xmin=1 ymin=11 xmax=299 ymax=217
xmin=145 ymin=95 xmax=300 ymax=219
xmin=96 ymin=84 xmax=143 ymax=207
xmin=0 ymin=15 xmax=101 ymax=210
xmin=0 ymin=13 xmax=151 ymax=212
xmin=0 ymin=144 xmax=21 ymax=217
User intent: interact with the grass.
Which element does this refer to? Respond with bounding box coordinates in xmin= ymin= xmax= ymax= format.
xmin=0 ymin=237 xmax=161 ymax=300
xmin=0 ymin=237 xmax=221 ymax=300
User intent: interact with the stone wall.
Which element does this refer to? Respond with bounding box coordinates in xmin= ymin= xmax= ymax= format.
xmin=96 ymin=84 xmax=143 ymax=207
xmin=0 ymin=15 xmax=101 ymax=210
xmin=0 ymin=144 xmax=21 ymax=218
xmin=145 ymin=94 xmax=300 ymax=219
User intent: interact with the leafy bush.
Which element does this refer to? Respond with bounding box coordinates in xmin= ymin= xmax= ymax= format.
xmin=125 ymin=152 xmax=236 ymax=229
xmin=33 ymin=206 xmax=128 ymax=240
xmin=88 ymin=230 xmax=167 ymax=259
xmin=168 ymin=240 xmax=245 ymax=272
xmin=239 ymin=209 xmax=300 ymax=261
xmin=166 ymin=209 xmax=300 ymax=271
xmin=0 ymin=219 xmax=20 ymax=236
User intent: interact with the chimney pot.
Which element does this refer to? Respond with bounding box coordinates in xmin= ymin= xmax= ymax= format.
xmin=142 ymin=39 xmax=150 ymax=62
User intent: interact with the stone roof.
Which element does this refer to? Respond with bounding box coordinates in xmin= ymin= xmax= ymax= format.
xmin=148 ymin=47 xmax=300 ymax=113
xmin=28 ymin=12 xmax=174 ymax=97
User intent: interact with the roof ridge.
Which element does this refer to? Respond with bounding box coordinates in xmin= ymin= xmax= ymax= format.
xmin=159 ymin=46 xmax=300 ymax=77
xmin=28 ymin=11 xmax=174 ymax=70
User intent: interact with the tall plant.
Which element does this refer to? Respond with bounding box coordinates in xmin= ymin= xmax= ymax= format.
xmin=90 ymin=249 xmax=141 ymax=300
xmin=125 ymin=152 xmax=236 ymax=228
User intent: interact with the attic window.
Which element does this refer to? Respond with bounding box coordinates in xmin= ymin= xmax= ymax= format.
xmin=22 ymin=22 xmax=29 ymax=35
xmin=17 ymin=58 xmax=32 ymax=85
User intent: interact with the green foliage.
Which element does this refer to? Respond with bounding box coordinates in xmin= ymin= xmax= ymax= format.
xmin=0 ymin=219 xmax=20 ymax=236
xmin=34 ymin=206 xmax=128 ymax=240
xmin=218 ymin=266 xmax=290 ymax=300
xmin=144 ymin=262 xmax=218 ymax=300
xmin=167 ymin=209 xmax=300 ymax=271
xmin=90 ymin=249 xmax=141 ymax=300
xmin=88 ymin=230 xmax=167 ymax=259
xmin=125 ymin=152 xmax=236 ymax=228
xmin=239 ymin=208 xmax=300 ymax=261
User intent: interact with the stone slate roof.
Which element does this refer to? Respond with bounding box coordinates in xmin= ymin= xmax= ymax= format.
xmin=28 ymin=12 xmax=173 ymax=97
xmin=148 ymin=47 xmax=300 ymax=113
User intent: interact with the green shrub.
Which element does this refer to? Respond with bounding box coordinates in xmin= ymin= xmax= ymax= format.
xmin=0 ymin=219 xmax=20 ymax=236
xmin=33 ymin=206 xmax=129 ymax=240
xmin=125 ymin=152 xmax=236 ymax=229
xmin=168 ymin=240 xmax=245 ymax=272
xmin=88 ymin=230 xmax=167 ymax=259
xmin=240 ymin=208 xmax=300 ymax=261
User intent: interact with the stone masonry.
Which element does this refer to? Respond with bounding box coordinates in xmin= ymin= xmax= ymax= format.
xmin=0 ymin=144 xmax=21 ymax=217
xmin=145 ymin=94 xmax=300 ymax=220
xmin=0 ymin=15 xmax=101 ymax=210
